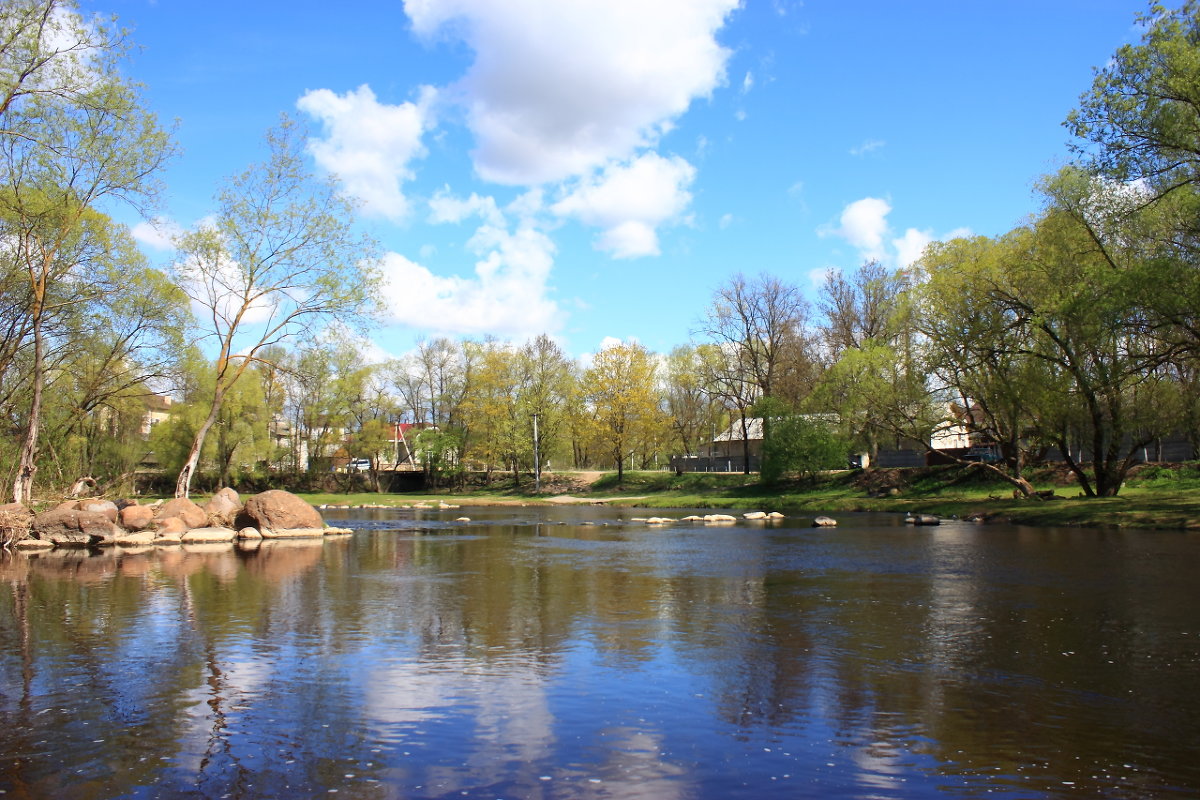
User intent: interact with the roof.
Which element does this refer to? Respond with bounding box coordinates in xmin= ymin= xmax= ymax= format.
xmin=714 ymin=417 xmax=763 ymax=442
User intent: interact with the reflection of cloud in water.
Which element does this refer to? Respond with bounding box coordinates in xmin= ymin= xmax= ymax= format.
xmin=364 ymin=654 xmax=695 ymax=798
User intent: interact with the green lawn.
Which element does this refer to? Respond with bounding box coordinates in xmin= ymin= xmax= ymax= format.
xmin=293 ymin=463 xmax=1200 ymax=531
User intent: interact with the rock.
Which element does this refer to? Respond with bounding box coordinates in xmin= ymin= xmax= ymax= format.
xmin=455 ymin=517 xmax=471 ymax=522
xmin=54 ymin=500 xmax=80 ymax=511
xmin=323 ymin=526 xmax=353 ymax=535
xmin=155 ymin=498 xmax=208 ymax=529
xmin=181 ymin=527 xmax=237 ymax=543
xmin=155 ymin=517 xmax=188 ymax=537
xmin=32 ymin=508 xmax=121 ymax=546
xmin=14 ymin=538 xmax=53 ymax=549
xmin=237 ymin=527 xmax=263 ymax=540
xmin=904 ymin=513 xmax=940 ymax=526
xmin=767 ymin=512 xmax=786 ymax=519
xmin=153 ymin=530 xmax=183 ymax=544
xmin=742 ymin=511 xmax=767 ymax=520
xmin=646 ymin=517 xmax=675 ymax=524
xmin=240 ymin=490 xmax=323 ymax=531
xmin=119 ymin=504 xmax=156 ymax=531
xmin=260 ymin=527 xmax=326 ymax=539
xmin=79 ymin=500 xmax=118 ymax=522
xmin=704 ymin=514 xmax=737 ymax=523
xmin=114 ymin=530 xmax=157 ymax=546
xmin=204 ymin=488 xmax=242 ymax=527
xmin=812 ymin=515 xmax=838 ymax=527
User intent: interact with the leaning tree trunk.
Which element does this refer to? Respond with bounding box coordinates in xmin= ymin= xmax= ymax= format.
xmin=12 ymin=322 xmax=44 ymax=505
xmin=175 ymin=387 xmax=226 ymax=499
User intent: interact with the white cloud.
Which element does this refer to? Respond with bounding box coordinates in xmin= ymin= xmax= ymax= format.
xmin=552 ymin=152 xmax=696 ymax=258
xmin=404 ymin=0 xmax=738 ymax=185
xmin=808 ymin=266 xmax=836 ymax=286
xmin=742 ymin=71 xmax=754 ymax=93
xmin=131 ymin=217 xmax=182 ymax=251
xmin=849 ymin=138 xmax=885 ymax=157
xmin=823 ymin=197 xmax=973 ymax=268
xmin=718 ymin=213 xmax=734 ymax=229
xmin=297 ymin=84 xmax=436 ymax=221
xmin=428 ymin=187 xmax=505 ymax=227
xmin=892 ymin=228 xmax=933 ymax=268
xmin=823 ymin=197 xmax=892 ymax=261
xmin=379 ymin=224 xmax=562 ymax=338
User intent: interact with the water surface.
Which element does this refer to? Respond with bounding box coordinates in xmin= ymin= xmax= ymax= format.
xmin=1 ymin=506 xmax=1197 ymax=798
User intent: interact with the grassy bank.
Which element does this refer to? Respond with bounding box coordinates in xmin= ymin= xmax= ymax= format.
xmin=297 ymin=463 xmax=1200 ymax=531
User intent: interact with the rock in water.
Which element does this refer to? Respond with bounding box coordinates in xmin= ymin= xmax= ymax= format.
xmin=241 ymin=490 xmax=324 ymax=531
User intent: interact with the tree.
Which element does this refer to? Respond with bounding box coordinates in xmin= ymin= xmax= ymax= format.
xmin=1067 ymin=1 xmax=1200 ymax=199
xmin=817 ymin=260 xmax=911 ymax=361
xmin=516 ymin=334 xmax=572 ymax=485
xmin=580 ymin=341 xmax=665 ymax=483
xmin=170 ymin=117 xmax=379 ymax=497
xmin=0 ymin=2 xmax=173 ymax=502
xmin=696 ymin=272 xmax=815 ymax=402
xmin=662 ymin=344 xmax=724 ymax=458
xmin=756 ymin=398 xmax=848 ymax=484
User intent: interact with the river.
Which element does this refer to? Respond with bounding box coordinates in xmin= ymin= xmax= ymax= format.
xmin=0 ymin=506 xmax=1197 ymax=798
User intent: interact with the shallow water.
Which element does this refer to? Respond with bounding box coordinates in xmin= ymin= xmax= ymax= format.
xmin=1 ymin=506 xmax=1198 ymax=798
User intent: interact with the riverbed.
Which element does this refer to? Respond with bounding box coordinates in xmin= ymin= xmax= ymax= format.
xmin=1 ymin=506 xmax=1197 ymax=798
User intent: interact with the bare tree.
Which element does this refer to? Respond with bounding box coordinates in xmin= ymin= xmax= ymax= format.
xmin=170 ymin=117 xmax=378 ymax=498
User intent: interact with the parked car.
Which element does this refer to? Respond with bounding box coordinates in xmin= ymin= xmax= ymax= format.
xmin=348 ymin=458 xmax=371 ymax=472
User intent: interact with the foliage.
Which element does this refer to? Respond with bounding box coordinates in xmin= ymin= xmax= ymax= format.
xmin=413 ymin=427 xmax=463 ymax=488
xmin=757 ymin=401 xmax=849 ymax=484
xmin=580 ymin=341 xmax=667 ymax=482
xmin=169 ymin=116 xmax=380 ymax=497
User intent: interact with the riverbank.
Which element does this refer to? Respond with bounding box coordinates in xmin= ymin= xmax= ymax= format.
xmin=298 ymin=463 xmax=1200 ymax=531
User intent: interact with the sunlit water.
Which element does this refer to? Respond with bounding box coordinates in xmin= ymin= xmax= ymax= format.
xmin=1 ymin=506 xmax=1198 ymax=799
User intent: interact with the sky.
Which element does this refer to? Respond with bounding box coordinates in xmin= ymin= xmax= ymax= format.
xmin=92 ymin=0 xmax=1150 ymax=361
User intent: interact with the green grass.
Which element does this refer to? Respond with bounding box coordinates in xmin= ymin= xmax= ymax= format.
xmin=289 ymin=463 xmax=1200 ymax=531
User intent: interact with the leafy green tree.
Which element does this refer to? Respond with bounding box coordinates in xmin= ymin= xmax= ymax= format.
xmin=757 ymin=397 xmax=849 ymax=483
xmin=662 ymin=344 xmax=725 ymax=458
xmin=580 ymin=341 xmax=666 ymax=484
xmin=170 ymin=117 xmax=379 ymax=497
xmin=0 ymin=2 xmax=173 ymax=502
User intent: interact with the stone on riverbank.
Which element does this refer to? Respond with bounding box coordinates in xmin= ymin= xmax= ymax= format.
xmin=205 ymin=488 xmax=242 ymax=527
xmin=240 ymin=490 xmax=323 ymax=531
xmin=33 ymin=508 xmax=121 ymax=546
xmin=155 ymin=498 xmax=208 ymax=530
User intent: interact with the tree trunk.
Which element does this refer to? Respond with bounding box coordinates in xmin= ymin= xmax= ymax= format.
xmin=12 ymin=321 xmax=44 ymax=505
xmin=739 ymin=411 xmax=751 ymax=475
xmin=176 ymin=387 xmax=225 ymax=498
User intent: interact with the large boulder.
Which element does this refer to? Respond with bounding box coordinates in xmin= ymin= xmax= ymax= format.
xmin=240 ymin=490 xmax=323 ymax=532
xmin=119 ymin=504 xmax=156 ymax=532
xmin=79 ymin=499 xmax=118 ymax=522
xmin=181 ymin=527 xmax=237 ymax=543
xmin=204 ymin=488 xmax=242 ymax=527
xmin=154 ymin=498 xmax=208 ymax=530
xmin=32 ymin=508 xmax=121 ymax=546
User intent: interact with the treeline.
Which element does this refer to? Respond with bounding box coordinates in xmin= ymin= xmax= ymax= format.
xmin=2 ymin=2 xmax=1199 ymax=501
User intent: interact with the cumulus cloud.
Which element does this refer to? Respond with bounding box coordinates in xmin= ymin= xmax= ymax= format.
xmin=378 ymin=223 xmax=562 ymax=338
xmin=131 ymin=217 xmax=183 ymax=251
xmin=822 ymin=197 xmax=972 ymax=267
xmin=404 ymin=0 xmax=738 ymax=185
xmin=551 ymin=152 xmax=696 ymax=258
xmin=823 ymin=197 xmax=892 ymax=261
xmin=297 ymin=84 xmax=436 ymax=221
xmin=428 ymin=187 xmax=505 ymax=227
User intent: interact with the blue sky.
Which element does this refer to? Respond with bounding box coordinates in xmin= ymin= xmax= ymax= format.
xmin=97 ymin=0 xmax=1148 ymax=360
